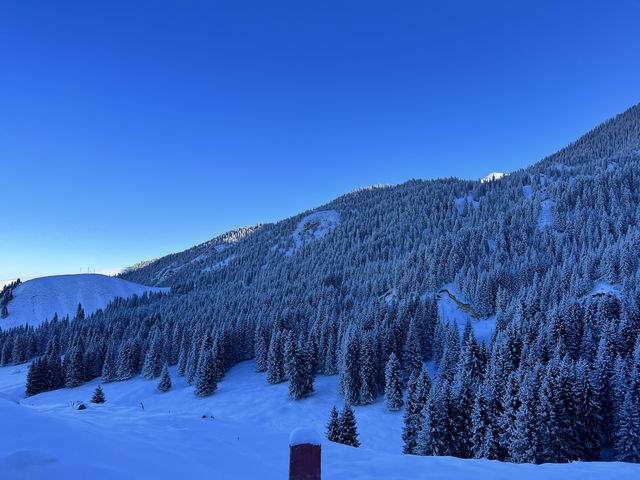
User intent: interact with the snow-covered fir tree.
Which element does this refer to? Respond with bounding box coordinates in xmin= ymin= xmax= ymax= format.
xmin=287 ymin=339 xmax=314 ymax=400
xmin=326 ymin=406 xmax=340 ymax=442
xmin=194 ymin=350 xmax=218 ymax=397
xmin=402 ymin=365 xmax=431 ymax=454
xmin=91 ymin=385 xmax=106 ymax=404
xmin=157 ymin=363 xmax=172 ymax=392
xmin=338 ymin=404 xmax=360 ymax=448
xmin=384 ymin=352 xmax=403 ymax=411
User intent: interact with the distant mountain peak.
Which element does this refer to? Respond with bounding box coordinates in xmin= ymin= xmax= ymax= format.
xmin=480 ymin=172 xmax=506 ymax=182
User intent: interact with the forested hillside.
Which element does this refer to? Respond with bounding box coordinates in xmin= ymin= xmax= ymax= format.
xmin=3 ymin=103 xmax=640 ymax=463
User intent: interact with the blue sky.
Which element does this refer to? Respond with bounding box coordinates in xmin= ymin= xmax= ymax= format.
xmin=1 ymin=1 xmax=639 ymax=280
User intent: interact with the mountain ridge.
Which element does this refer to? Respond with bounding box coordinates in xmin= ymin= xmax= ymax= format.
xmin=121 ymin=102 xmax=640 ymax=292
xmin=3 ymin=101 xmax=640 ymax=466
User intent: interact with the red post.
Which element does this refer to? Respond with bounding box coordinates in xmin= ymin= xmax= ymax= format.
xmin=289 ymin=428 xmax=321 ymax=480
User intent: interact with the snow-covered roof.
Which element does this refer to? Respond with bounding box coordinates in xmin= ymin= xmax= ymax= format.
xmin=289 ymin=428 xmax=322 ymax=446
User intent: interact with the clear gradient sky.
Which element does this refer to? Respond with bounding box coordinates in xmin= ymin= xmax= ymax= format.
xmin=1 ymin=0 xmax=639 ymax=280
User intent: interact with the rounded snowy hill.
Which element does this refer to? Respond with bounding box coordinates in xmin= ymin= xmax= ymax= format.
xmin=1 ymin=274 xmax=168 ymax=329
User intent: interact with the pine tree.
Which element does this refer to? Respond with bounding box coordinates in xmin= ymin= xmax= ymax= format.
xmin=194 ymin=349 xmax=218 ymax=397
xmin=573 ymin=359 xmax=602 ymax=460
xmin=536 ymin=354 xmax=578 ymax=463
xmin=0 ymin=340 xmax=11 ymax=366
xmin=384 ymin=352 xmax=403 ymax=411
xmin=402 ymin=366 xmax=431 ymax=454
xmin=403 ymin=320 xmax=423 ymax=380
xmin=177 ymin=346 xmax=188 ymax=377
xmin=45 ymin=353 xmax=64 ymax=390
xmin=177 ymin=336 xmax=189 ymax=376
xmin=340 ymin=333 xmax=361 ymax=405
xmin=449 ymin=351 xmax=476 ymax=458
xmin=142 ymin=334 xmax=163 ymax=380
xmin=287 ymin=340 xmax=314 ymax=400
xmin=509 ymin=370 xmax=539 ymax=463
xmin=116 ymin=340 xmax=138 ymax=381
xmin=283 ymin=331 xmax=295 ymax=380
xmin=186 ymin=349 xmax=197 ymax=385
xmin=402 ymin=373 xmax=419 ymax=453
xmin=326 ymin=406 xmax=340 ymax=442
xmin=65 ymin=347 xmax=85 ymax=388
xmin=157 ymin=363 xmax=172 ymax=392
xmin=593 ymin=328 xmax=615 ymax=443
xmin=75 ymin=303 xmax=85 ymax=321
xmin=323 ymin=329 xmax=338 ymax=375
xmin=417 ymin=380 xmax=451 ymax=456
xmin=338 ymin=404 xmax=360 ymax=447
xmin=359 ymin=335 xmax=378 ymax=405
xmin=101 ymin=343 xmax=118 ymax=383
xmin=497 ymin=371 xmax=519 ymax=461
xmin=210 ymin=340 xmax=225 ymax=382
xmin=437 ymin=345 xmax=459 ymax=383
xmin=254 ymin=325 xmax=269 ymax=373
xmin=471 ymin=381 xmax=498 ymax=460
xmin=266 ymin=331 xmax=286 ymax=384
xmin=614 ymin=390 xmax=640 ymax=462
xmin=26 ymin=358 xmax=47 ymax=397
xmin=91 ymin=385 xmax=106 ymax=404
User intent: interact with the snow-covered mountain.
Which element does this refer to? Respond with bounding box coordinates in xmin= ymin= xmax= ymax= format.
xmin=0 ymin=274 xmax=167 ymax=329
xmin=2 ymin=102 xmax=640 ymax=476
xmin=480 ymin=172 xmax=506 ymax=182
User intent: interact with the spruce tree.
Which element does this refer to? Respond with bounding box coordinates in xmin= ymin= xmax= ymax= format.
xmin=287 ymin=340 xmax=314 ymax=400
xmin=403 ymin=320 xmax=423 ymax=380
xmin=75 ymin=303 xmax=85 ymax=321
xmin=614 ymin=390 xmax=640 ymax=462
xmin=177 ymin=336 xmax=189 ymax=376
xmin=338 ymin=404 xmax=360 ymax=447
xmin=402 ymin=366 xmax=431 ymax=454
xmin=574 ymin=359 xmax=602 ymax=460
xmin=194 ymin=349 xmax=218 ymax=397
xmin=593 ymin=330 xmax=615 ymax=443
xmin=142 ymin=337 xmax=163 ymax=380
xmin=91 ymin=385 xmax=106 ymax=404
xmin=417 ymin=380 xmax=451 ymax=456
xmin=266 ymin=331 xmax=286 ymax=384
xmin=509 ymin=371 xmax=539 ymax=463
xmin=0 ymin=341 xmax=11 ymax=366
xmin=340 ymin=333 xmax=361 ymax=405
xmin=471 ymin=381 xmax=498 ymax=459
xmin=359 ymin=335 xmax=378 ymax=405
xmin=497 ymin=371 xmax=519 ymax=461
xmin=26 ymin=358 xmax=47 ymax=397
xmin=449 ymin=355 xmax=476 ymax=458
xmin=254 ymin=325 xmax=269 ymax=373
xmin=157 ymin=363 xmax=172 ymax=392
xmin=326 ymin=405 xmax=340 ymax=442
xmin=65 ymin=347 xmax=85 ymax=388
xmin=116 ymin=340 xmax=138 ymax=381
xmin=45 ymin=353 xmax=64 ymax=390
xmin=384 ymin=352 xmax=403 ymax=411
xmin=101 ymin=343 xmax=118 ymax=383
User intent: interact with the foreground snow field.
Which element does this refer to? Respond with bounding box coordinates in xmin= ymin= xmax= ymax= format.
xmin=0 ymin=274 xmax=168 ymax=329
xmin=1 ymin=361 xmax=638 ymax=480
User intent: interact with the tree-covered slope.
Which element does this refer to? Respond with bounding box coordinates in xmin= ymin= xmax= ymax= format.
xmin=3 ymin=102 xmax=640 ymax=464
xmin=122 ymin=102 xmax=640 ymax=318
